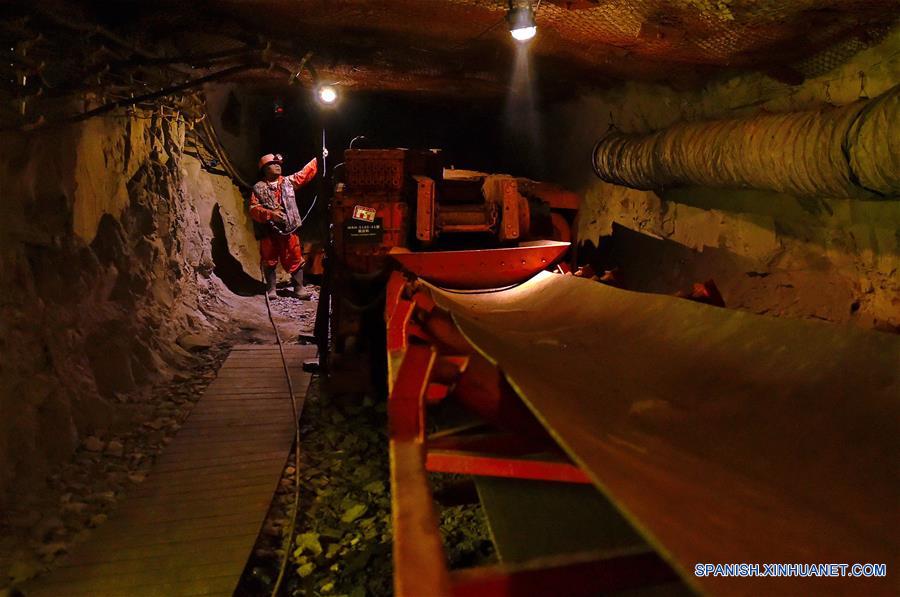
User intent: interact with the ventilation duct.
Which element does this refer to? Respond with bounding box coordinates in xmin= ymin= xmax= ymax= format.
xmin=592 ymin=84 xmax=900 ymax=199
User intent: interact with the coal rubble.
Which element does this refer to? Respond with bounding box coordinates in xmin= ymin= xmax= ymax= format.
xmin=237 ymin=378 xmax=393 ymax=597
xmin=237 ymin=377 xmax=494 ymax=597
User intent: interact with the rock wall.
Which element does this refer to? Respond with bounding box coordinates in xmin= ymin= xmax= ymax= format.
xmin=546 ymin=27 xmax=900 ymax=331
xmin=203 ymin=83 xmax=264 ymax=185
xmin=0 ymin=109 xmax=258 ymax=508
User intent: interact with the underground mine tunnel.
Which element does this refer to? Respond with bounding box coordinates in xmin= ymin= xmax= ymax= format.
xmin=1 ymin=1 xmax=899 ymax=596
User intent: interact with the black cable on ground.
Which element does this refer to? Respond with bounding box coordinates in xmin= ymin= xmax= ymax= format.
xmin=263 ymin=289 xmax=303 ymax=597
xmin=265 ymin=125 xmax=331 ymax=593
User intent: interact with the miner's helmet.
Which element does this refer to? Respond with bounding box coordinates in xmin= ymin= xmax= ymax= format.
xmin=258 ymin=153 xmax=283 ymax=170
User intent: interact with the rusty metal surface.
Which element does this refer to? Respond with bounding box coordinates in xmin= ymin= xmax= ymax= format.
xmin=450 ymin=549 xmax=680 ymax=597
xmin=475 ymin=478 xmax=648 ymax=564
xmin=388 ymin=342 xmax=453 ymax=597
xmin=429 ymin=272 xmax=900 ymax=595
xmin=426 ymin=450 xmax=591 ymax=484
xmin=389 ymin=241 xmax=570 ymax=290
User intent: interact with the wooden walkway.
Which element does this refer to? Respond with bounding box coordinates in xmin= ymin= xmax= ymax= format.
xmin=25 ymin=344 xmax=315 ymax=597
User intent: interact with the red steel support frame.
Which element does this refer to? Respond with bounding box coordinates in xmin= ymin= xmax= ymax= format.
xmin=450 ymin=550 xmax=677 ymax=597
xmin=425 ymin=450 xmax=591 ymax=484
xmin=385 ymin=271 xmax=676 ymax=597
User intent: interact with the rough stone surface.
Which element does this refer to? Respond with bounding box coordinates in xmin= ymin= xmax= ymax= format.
xmin=0 ymin=341 xmax=229 ymax=589
xmin=175 ymin=333 xmax=213 ymax=353
xmin=0 ymin=107 xmax=260 ymax=511
xmin=82 ymin=437 xmax=104 ymax=453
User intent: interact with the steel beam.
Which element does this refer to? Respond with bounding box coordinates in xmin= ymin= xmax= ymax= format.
xmin=426 ymin=450 xmax=591 ymax=484
xmin=450 ymin=550 xmax=678 ymax=597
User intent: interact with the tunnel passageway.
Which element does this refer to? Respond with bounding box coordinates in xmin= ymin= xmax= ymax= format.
xmin=1 ymin=2 xmax=898 ymax=596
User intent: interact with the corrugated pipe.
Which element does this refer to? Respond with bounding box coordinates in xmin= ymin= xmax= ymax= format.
xmin=592 ymin=84 xmax=900 ymax=199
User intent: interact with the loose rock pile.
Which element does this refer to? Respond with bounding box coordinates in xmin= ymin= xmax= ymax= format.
xmin=267 ymin=289 xmax=320 ymax=340
xmin=237 ymin=379 xmax=393 ymax=597
xmin=0 ymin=343 xmax=229 ymax=590
xmin=237 ymin=376 xmax=495 ymax=597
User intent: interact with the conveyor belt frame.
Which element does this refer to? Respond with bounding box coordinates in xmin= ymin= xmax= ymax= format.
xmin=385 ymin=271 xmax=677 ymax=597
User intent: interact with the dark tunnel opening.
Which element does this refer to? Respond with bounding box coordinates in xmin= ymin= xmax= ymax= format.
xmin=210 ymin=203 xmax=264 ymax=296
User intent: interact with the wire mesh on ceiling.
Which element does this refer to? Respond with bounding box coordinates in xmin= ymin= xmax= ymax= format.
xmin=448 ymin=0 xmax=896 ymax=75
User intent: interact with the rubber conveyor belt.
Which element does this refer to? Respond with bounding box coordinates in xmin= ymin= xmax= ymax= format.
xmin=428 ymin=272 xmax=899 ymax=595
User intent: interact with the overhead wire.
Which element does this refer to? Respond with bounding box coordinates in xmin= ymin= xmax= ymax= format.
xmin=716 ymin=47 xmax=900 ymax=113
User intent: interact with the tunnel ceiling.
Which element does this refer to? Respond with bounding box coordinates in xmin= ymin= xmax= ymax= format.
xmin=2 ymin=0 xmax=898 ymax=126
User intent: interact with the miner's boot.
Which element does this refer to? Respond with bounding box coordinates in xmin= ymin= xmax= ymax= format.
xmin=264 ymin=267 xmax=278 ymax=300
xmin=290 ymin=267 xmax=311 ymax=300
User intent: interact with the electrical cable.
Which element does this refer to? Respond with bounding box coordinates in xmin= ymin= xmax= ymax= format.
xmin=265 ymin=286 xmax=303 ymax=597
xmin=269 ymin=122 xmax=330 ymax=597
xmin=322 ymin=128 xmax=328 ymax=176
xmin=302 ymin=194 xmax=319 ymax=223
xmin=197 ymin=116 xmax=254 ymax=189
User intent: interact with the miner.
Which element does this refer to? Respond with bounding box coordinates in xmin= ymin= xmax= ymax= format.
xmin=249 ymin=151 xmax=324 ymax=300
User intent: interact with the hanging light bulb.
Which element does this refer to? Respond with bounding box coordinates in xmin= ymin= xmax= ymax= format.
xmin=508 ymin=2 xmax=537 ymax=42
xmin=317 ymin=85 xmax=338 ymax=105
xmin=511 ymin=25 xmax=537 ymax=42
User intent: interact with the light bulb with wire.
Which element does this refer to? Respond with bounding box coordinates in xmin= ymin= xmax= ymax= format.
xmin=510 ymin=25 xmax=537 ymax=42
xmin=508 ymin=4 xmax=537 ymax=42
xmin=317 ymin=85 xmax=337 ymax=105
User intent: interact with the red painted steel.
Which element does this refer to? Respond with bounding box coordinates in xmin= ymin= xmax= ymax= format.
xmin=344 ymin=149 xmax=407 ymax=191
xmin=333 ymin=196 xmax=407 ymax=273
xmin=389 ymin=240 xmax=570 ymax=289
xmin=385 ymin=271 xmax=406 ymax=320
xmin=499 ymin=179 xmax=520 ymax=242
xmin=430 ymin=355 xmax=470 ymax=384
xmin=425 ymin=383 xmax=450 ymax=404
xmin=388 ymin=343 xmax=434 ymax=442
xmin=418 ymin=310 xmax=551 ymax=439
xmin=388 ymin=323 xmax=450 ymax=597
xmin=386 ymin=298 xmax=414 ymax=354
xmin=385 ymin=270 xmax=670 ymax=596
xmin=450 ymin=550 xmax=678 ymax=597
xmin=426 ymin=432 xmax=557 ymax=457
xmin=425 ymin=450 xmax=592 ymax=484
xmin=415 ymin=175 xmax=436 ymax=243
xmin=344 ymin=148 xmax=443 ymax=192
xmin=391 ymin=440 xmax=452 ymax=597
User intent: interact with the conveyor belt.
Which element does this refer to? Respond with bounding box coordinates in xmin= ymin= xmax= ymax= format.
xmin=429 ymin=272 xmax=899 ymax=595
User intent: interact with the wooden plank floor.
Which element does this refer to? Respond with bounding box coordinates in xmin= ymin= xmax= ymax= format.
xmin=25 ymin=344 xmax=316 ymax=597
